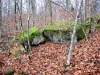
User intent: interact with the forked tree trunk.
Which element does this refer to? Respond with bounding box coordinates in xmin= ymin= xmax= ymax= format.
xmin=66 ymin=0 xmax=83 ymax=66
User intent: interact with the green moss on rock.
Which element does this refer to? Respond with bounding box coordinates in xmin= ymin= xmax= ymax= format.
xmin=18 ymin=27 xmax=45 ymax=50
xmin=44 ymin=21 xmax=81 ymax=31
xmin=92 ymin=15 xmax=100 ymax=19
xmin=43 ymin=21 xmax=85 ymax=42
xmin=96 ymin=24 xmax=100 ymax=29
xmin=18 ymin=27 xmax=41 ymax=44
xmin=77 ymin=27 xmax=85 ymax=41
xmin=43 ymin=30 xmax=71 ymax=43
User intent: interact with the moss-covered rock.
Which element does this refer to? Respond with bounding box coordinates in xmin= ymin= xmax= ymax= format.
xmin=4 ymin=69 xmax=15 ymax=75
xmin=43 ymin=30 xmax=71 ymax=43
xmin=44 ymin=21 xmax=77 ymax=30
xmin=43 ymin=21 xmax=85 ymax=43
xmin=18 ymin=27 xmax=41 ymax=44
xmin=18 ymin=27 xmax=45 ymax=50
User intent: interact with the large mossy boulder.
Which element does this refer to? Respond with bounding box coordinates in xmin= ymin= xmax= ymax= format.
xmin=43 ymin=30 xmax=71 ymax=43
xmin=18 ymin=27 xmax=45 ymax=50
xmin=43 ymin=21 xmax=85 ymax=43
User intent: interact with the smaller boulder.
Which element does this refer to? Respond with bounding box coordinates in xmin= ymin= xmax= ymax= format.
xmin=18 ymin=27 xmax=45 ymax=50
xmin=31 ymin=35 xmax=45 ymax=45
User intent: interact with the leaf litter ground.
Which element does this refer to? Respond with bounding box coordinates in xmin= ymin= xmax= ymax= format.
xmin=0 ymin=30 xmax=100 ymax=75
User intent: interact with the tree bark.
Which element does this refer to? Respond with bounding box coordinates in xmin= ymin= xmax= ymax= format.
xmin=0 ymin=0 xmax=2 ymax=38
xmin=49 ymin=0 xmax=52 ymax=23
xmin=90 ymin=0 xmax=96 ymax=17
xmin=0 ymin=0 xmax=2 ymax=25
xmin=27 ymin=0 xmax=31 ymax=52
xmin=66 ymin=0 xmax=83 ymax=66
xmin=66 ymin=0 xmax=70 ymax=10
xmin=31 ymin=0 xmax=36 ymax=26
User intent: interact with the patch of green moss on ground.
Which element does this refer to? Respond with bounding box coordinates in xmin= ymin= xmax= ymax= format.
xmin=4 ymin=69 xmax=15 ymax=75
xmin=44 ymin=21 xmax=81 ymax=31
xmin=18 ymin=72 xmax=29 ymax=75
xmin=92 ymin=15 xmax=100 ymax=19
xmin=11 ymin=50 xmax=22 ymax=57
xmin=18 ymin=27 xmax=41 ymax=44
xmin=96 ymin=24 xmax=100 ymax=29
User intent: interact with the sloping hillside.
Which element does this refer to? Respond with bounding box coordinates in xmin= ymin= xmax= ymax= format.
xmin=0 ymin=29 xmax=100 ymax=75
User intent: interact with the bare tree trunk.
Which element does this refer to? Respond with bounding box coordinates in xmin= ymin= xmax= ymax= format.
xmin=0 ymin=0 xmax=2 ymax=38
xmin=90 ymin=0 xmax=96 ymax=32
xmin=27 ymin=0 xmax=31 ymax=52
xmin=7 ymin=0 xmax=11 ymax=55
xmin=44 ymin=0 xmax=48 ymax=25
xmin=49 ymin=0 xmax=52 ymax=23
xmin=19 ymin=0 xmax=26 ymax=50
xmin=14 ymin=0 xmax=17 ymax=30
xmin=31 ymin=0 xmax=36 ymax=26
xmin=44 ymin=0 xmax=52 ymax=24
xmin=20 ymin=0 xmax=23 ymax=30
xmin=66 ymin=0 xmax=83 ymax=66
xmin=27 ymin=14 xmax=31 ymax=52
xmin=66 ymin=0 xmax=70 ymax=10
xmin=19 ymin=0 xmax=23 ymax=30
xmin=0 ymin=0 xmax=2 ymax=26
xmin=90 ymin=0 xmax=96 ymax=17
xmin=81 ymin=0 xmax=86 ymax=21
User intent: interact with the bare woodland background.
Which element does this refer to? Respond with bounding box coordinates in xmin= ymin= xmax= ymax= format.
xmin=0 ymin=0 xmax=100 ymax=50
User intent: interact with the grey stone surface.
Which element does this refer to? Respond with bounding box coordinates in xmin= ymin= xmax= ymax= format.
xmin=31 ymin=35 xmax=45 ymax=45
xmin=43 ymin=30 xmax=77 ymax=43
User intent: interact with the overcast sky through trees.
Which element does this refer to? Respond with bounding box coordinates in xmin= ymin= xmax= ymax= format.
xmin=2 ymin=0 xmax=100 ymax=16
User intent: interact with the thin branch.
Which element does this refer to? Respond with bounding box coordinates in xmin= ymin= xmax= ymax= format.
xmin=51 ymin=1 xmax=75 ymax=19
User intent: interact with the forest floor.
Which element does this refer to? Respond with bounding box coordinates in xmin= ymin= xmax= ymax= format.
xmin=0 ymin=29 xmax=100 ymax=75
